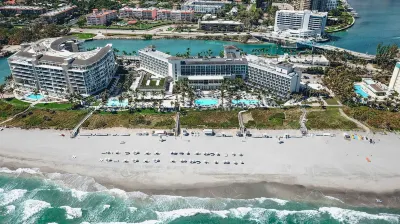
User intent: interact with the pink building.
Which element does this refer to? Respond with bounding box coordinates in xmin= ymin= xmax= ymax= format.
xmin=157 ymin=9 xmax=194 ymax=21
xmin=86 ymin=9 xmax=117 ymax=25
xmin=119 ymin=7 xmax=157 ymax=20
xmin=119 ymin=7 xmax=193 ymax=21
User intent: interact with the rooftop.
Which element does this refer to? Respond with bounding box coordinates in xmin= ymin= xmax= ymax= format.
xmin=181 ymin=58 xmax=247 ymax=65
xmin=139 ymin=47 xmax=171 ymax=60
xmin=40 ymin=5 xmax=77 ymax=17
xmin=10 ymin=36 xmax=112 ymax=66
xmin=0 ymin=5 xmax=44 ymax=10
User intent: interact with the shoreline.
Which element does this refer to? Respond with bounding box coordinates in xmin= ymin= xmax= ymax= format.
xmin=88 ymin=33 xmax=259 ymax=44
xmin=1 ymin=127 xmax=400 ymax=208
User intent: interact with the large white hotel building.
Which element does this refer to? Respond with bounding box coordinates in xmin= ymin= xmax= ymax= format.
xmin=274 ymin=10 xmax=327 ymax=38
xmin=8 ymin=37 xmax=117 ymax=96
xmin=139 ymin=46 xmax=300 ymax=96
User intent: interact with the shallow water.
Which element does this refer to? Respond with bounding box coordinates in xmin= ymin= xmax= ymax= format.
xmin=0 ymin=168 xmax=399 ymax=224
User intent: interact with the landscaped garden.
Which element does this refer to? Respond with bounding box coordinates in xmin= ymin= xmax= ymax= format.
xmin=34 ymin=102 xmax=73 ymax=110
xmin=138 ymin=74 xmax=166 ymax=90
xmin=343 ymin=106 xmax=400 ymax=131
xmin=72 ymin=33 xmax=96 ymax=39
xmin=0 ymin=98 xmax=30 ymax=122
xmin=6 ymin=109 xmax=89 ymax=129
xmin=82 ymin=110 xmax=175 ymax=129
xmin=306 ymin=107 xmax=358 ymax=130
xmin=180 ymin=110 xmax=239 ymax=129
xmin=244 ymin=108 xmax=302 ymax=129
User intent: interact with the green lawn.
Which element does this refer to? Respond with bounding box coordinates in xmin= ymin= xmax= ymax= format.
xmin=35 ymin=102 xmax=73 ymax=110
xmin=245 ymin=108 xmax=302 ymax=129
xmin=72 ymin=33 xmax=96 ymax=39
xmin=180 ymin=110 xmax=239 ymax=129
xmin=82 ymin=110 xmax=175 ymax=129
xmin=306 ymin=108 xmax=358 ymax=130
xmin=324 ymin=97 xmax=339 ymax=105
xmin=3 ymin=98 xmax=31 ymax=106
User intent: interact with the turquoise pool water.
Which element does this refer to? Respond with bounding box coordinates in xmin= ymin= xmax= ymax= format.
xmin=195 ymin=98 xmax=218 ymax=106
xmin=354 ymin=85 xmax=369 ymax=98
xmin=232 ymin=99 xmax=259 ymax=105
xmin=107 ymin=98 xmax=129 ymax=107
xmin=26 ymin=93 xmax=43 ymax=101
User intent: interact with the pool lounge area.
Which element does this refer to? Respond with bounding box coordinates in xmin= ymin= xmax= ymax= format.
xmin=24 ymin=93 xmax=44 ymax=101
xmin=195 ymin=98 xmax=219 ymax=107
xmin=354 ymin=85 xmax=369 ymax=98
xmin=232 ymin=99 xmax=259 ymax=105
xmin=106 ymin=98 xmax=129 ymax=107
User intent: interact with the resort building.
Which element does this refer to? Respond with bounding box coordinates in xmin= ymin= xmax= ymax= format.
xmin=389 ymin=62 xmax=400 ymax=94
xmin=138 ymin=45 xmax=300 ymax=94
xmin=40 ymin=5 xmax=77 ymax=23
xmin=311 ymin=0 xmax=328 ymax=12
xmin=274 ymin=10 xmax=328 ymax=38
xmin=86 ymin=9 xmax=117 ymax=26
xmin=326 ymin=0 xmax=338 ymax=11
xmin=8 ymin=37 xmax=117 ymax=96
xmin=0 ymin=6 xmax=45 ymax=16
xmin=354 ymin=78 xmax=389 ymax=99
xmin=119 ymin=7 xmax=157 ymax=20
xmin=169 ymin=56 xmax=248 ymax=90
xmin=246 ymin=56 xmax=301 ymax=97
xmin=182 ymin=0 xmax=229 ymax=14
xmin=119 ymin=7 xmax=194 ymax=21
xmin=198 ymin=20 xmax=244 ymax=32
xmin=138 ymin=46 xmax=171 ymax=77
xmin=156 ymin=9 xmax=194 ymax=21
xmin=293 ymin=0 xmax=312 ymax=10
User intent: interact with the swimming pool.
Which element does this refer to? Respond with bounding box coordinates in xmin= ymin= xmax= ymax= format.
xmin=232 ymin=99 xmax=259 ymax=105
xmin=354 ymin=85 xmax=369 ymax=98
xmin=26 ymin=93 xmax=44 ymax=101
xmin=195 ymin=98 xmax=218 ymax=106
xmin=107 ymin=98 xmax=129 ymax=107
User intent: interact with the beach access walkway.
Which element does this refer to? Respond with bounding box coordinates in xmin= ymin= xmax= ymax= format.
xmin=238 ymin=110 xmax=247 ymax=134
xmin=300 ymin=107 xmax=308 ymax=135
xmin=70 ymin=108 xmax=96 ymax=138
xmin=0 ymin=101 xmax=37 ymax=125
xmin=339 ymin=108 xmax=370 ymax=133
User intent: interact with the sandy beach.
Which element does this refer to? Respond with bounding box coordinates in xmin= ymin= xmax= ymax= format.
xmin=1 ymin=128 xmax=400 ymax=206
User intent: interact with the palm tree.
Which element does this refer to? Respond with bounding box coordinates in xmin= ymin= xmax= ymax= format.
xmin=0 ymin=84 xmax=5 ymax=99
xmin=118 ymin=95 xmax=124 ymax=106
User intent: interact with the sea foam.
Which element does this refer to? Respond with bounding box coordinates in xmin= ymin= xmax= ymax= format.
xmin=0 ymin=189 xmax=27 ymax=206
xmin=324 ymin=196 xmax=344 ymax=203
xmin=255 ymin=197 xmax=289 ymax=205
xmin=5 ymin=205 xmax=15 ymax=214
xmin=22 ymin=199 xmax=51 ymax=221
xmin=71 ymin=189 xmax=88 ymax=201
xmin=60 ymin=206 xmax=82 ymax=219
xmin=319 ymin=207 xmax=400 ymax=223
xmin=0 ymin=167 xmax=40 ymax=175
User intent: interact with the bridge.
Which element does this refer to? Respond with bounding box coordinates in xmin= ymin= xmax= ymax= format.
xmin=252 ymin=33 xmax=376 ymax=60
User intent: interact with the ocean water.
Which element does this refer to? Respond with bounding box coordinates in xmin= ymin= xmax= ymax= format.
xmin=82 ymin=39 xmax=285 ymax=57
xmin=0 ymin=168 xmax=400 ymax=224
xmin=330 ymin=0 xmax=400 ymax=54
